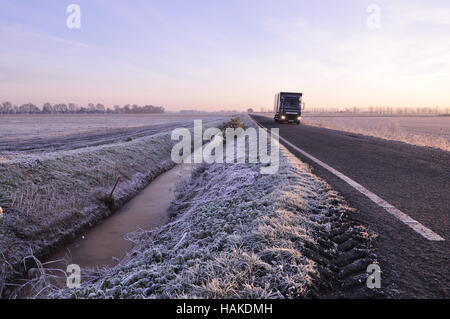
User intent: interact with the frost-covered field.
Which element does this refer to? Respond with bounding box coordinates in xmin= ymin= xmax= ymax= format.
xmin=0 ymin=113 xmax=227 ymax=141
xmin=0 ymin=117 xmax=229 ymax=293
xmin=0 ymin=113 xmax=231 ymax=156
xmin=303 ymin=116 xmax=450 ymax=152
xmin=48 ymin=116 xmax=378 ymax=299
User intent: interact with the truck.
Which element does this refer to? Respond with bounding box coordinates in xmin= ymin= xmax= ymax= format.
xmin=274 ymin=92 xmax=304 ymax=124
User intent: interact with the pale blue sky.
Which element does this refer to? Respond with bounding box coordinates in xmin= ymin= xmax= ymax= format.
xmin=1 ymin=0 xmax=449 ymax=110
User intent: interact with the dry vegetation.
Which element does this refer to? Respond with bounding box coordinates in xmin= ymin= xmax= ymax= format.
xmin=0 ymin=119 xmax=227 ymax=293
xmin=304 ymin=117 xmax=450 ymax=152
xmin=0 ymin=132 xmax=174 ymax=293
xmin=49 ymin=117 xmax=377 ymax=299
xmin=1 ymin=115 xmax=379 ymax=299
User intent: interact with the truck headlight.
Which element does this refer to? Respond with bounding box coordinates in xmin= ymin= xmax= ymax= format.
xmin=281 ymin=115 xmax=286 ymax=120
xmin=298 ymin=116 xmax=302 ymax=120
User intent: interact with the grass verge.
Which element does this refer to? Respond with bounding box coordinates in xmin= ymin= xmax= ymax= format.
xmin=49 ymin=116 xmax=380 ymax=299
xmin=0 ymin=119 xmax=227 ymax=295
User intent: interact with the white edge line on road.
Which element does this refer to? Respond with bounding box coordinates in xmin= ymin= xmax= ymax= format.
xmin=253 ymin=117 xmax=445 ymax=242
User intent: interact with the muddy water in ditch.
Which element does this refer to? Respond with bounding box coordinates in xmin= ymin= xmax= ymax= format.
xmin=48 ymin=163 xmax=193 ymax=270
xmin=8 ymin=164 xmax=195 ymax=298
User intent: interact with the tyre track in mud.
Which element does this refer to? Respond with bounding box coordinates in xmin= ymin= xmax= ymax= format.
xmin=304 ymin=200 xmax=384 ymax=298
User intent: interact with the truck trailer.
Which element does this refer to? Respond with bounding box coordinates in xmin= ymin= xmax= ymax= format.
xmin=274 ymin=92 xmax=304 ymax=124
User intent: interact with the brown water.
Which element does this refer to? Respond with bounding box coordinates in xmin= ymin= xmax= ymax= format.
xmin=7 ymin=163 xmax=197 ymax=299
xmin=47 ymin=163 xmax=193 ymax=269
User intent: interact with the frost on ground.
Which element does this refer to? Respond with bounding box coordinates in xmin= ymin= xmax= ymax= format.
xmin=0 ymin=119 xmax=227 ymax=293
xmin=304 ymin=116 xmax=450 ymax=152
xmin=0 ymin=113 xmax=229 ymax=142
xmin=50 ymin=116 xmax=379 ymax=299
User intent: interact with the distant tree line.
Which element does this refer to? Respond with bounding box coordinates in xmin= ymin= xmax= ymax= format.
xmin=256 ymin=105 xmax=450 ymax=115
xmin=0 ymin=102 xmax=165 ymax=114
xmin=305 ymin=106 xmax=450 ymax=115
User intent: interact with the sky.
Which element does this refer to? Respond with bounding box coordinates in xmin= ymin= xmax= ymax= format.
xmin=1 ymin=0 xmax=450 ymax=111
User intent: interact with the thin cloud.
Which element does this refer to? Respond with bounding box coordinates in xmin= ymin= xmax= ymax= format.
xmin=405 ymin=8 xmax=450 ymax=25
xmin=0 ymin=24 xmax=91 ymax=49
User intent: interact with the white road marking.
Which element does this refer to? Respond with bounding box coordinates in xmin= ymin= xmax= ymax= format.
xmin=254 ymin=118 xmax=445 ymax=241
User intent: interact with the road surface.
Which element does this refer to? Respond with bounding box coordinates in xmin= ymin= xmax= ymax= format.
xmin=252 ymin=115 xmax=449 ymax=298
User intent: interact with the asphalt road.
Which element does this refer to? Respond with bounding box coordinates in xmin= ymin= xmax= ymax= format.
xmin=252 ymin=115 xmax=449 ymax=298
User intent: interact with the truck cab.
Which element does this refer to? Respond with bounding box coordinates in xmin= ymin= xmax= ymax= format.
xmin=274 ymin=92 xmax=304 ymax=124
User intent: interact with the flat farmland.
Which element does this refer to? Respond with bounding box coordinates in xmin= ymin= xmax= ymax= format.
xmin=303 ymin=115 xmax=450 ymax=151
xmin=255 ymin=113 xmax=450 ymax=152
xmin=0 ymin=113 xmax=230 ymax=155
